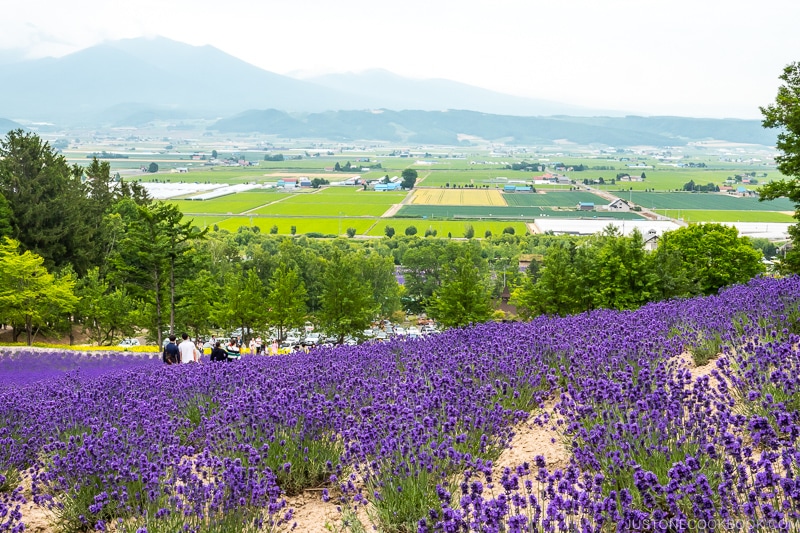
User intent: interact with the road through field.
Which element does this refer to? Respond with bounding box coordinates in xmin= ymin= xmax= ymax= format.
xmin=381 ymin=188 xmax=416 ymax=217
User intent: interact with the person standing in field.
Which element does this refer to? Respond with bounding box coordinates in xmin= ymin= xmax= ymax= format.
xmin=195 ymin=338 xmax=204 ymax=363
xmin=249 ymin=337 xmax=256 ymax=355
xmin=271 ymin=339 xmax=279 ymax=356
xmin=179 ymin=332 xmax=198 ymax=364
xmin=163 ymin=334 xmax=180 ymax=365
xmin=226 ymin=337 xmax=241 ymax=361
xmin=255 ymin=336 xmax=263 ymax=354
xmin=210 ymin=340 xmax=228 ymax=362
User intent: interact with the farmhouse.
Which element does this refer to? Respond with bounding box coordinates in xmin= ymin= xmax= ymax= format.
xmin=578 ymin=202 xmax=595 ymax=211
xmin=277 ymin=178 xmax=298 ymax=189
xmin=606 ymin=198 xmax=630 ymax=212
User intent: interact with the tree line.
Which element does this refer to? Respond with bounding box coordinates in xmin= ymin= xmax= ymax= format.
xmin=0 ymin=130 xmax=771 ymax=345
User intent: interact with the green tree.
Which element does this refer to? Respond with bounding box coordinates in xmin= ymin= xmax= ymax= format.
xmin=503 ymin=226 xmax=515 ymax=235
xmin=212 ymin=150 xmax=218 ymax=159
xmin=0 ymin=238 xmax=78 ymax=345
xmin=581 ymin=228 xmax=657 ymax=310
xmin=75 ymin=267 xmax=137 ymax=345
xmin=176 ymin=270 xmax=220 ymax=342
xmin=427 ymin=246 xmax=492 ymax=328
xmin=760 ymin=62 xmax=800 ymax=272
xmin=657 ymin=223 xmax=764 ymax=295
xmin=402 ymin=241 xmax=449 ymax=313
xmin=0 ymin=129 xmax=91 ymax=273
xmin=148 ymin=162 xmax=159 ymax=173
xmin=109 ymin=200 xmax=171 ymax=346
xmin=401 ymin=168 xmax=418 ymax=189
xmin=463 ymin=224 xmax=475 ymax=239
xmin=0 ymin=192 xmax=12 ymax=239
xmin=265 ymin=264 xmax=308 ymax=341
xmin=161 ymin=204 xmax=208 ymax=333
xmin=346 ymin=227 xmax=357 ymax=238
xmin=270 ymin=225 xmax=279 ymax=234
xmin=358 ymin=251 xmax=401 ymax=320
xmin=216 ymin=268 xmax=267 ymax=340
xmin=405 ymin=225 xmax=418 ymax=236
xmin=511 ymin=243 xmax=579 ymax=318
xmin=318 ymin=249 xmax=377 ymax=343
xmin=384 ymin=226 xmax=395 ymax=238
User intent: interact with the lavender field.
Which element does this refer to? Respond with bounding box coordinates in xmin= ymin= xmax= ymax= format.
xmin=2 ymin=277 xmax=800 ymax=532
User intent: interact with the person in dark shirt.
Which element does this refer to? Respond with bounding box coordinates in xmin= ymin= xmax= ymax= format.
xmin=163 ymin=334 xmax=180 ymax=365
xmin=210 ymin=340 xmax=228 ymax=362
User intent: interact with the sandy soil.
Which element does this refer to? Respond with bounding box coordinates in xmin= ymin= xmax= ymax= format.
xmin=493 ymin=397 xmax=569 ymax=479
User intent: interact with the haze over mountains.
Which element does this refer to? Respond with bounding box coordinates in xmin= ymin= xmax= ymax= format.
xmin=0 ymin=36 xmax=776 ymax=147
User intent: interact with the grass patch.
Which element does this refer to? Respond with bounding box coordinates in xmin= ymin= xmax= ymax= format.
xmin=689 ymin=332 xmax=722 ymax=367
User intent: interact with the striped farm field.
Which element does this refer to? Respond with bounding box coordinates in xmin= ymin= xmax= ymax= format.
xmin=654 ymin=210 xmax=794 ymax=223
xmin=411 ymin=188 xmax=507 ymax=206
xmin=504 ymin=191 xmax=608 ymax=207
xmin=629 ymin=192 xmax=795 ymax=211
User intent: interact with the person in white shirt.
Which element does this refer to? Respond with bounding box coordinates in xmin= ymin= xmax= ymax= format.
xmin=179 ymin=333 xmax=198 ymax=364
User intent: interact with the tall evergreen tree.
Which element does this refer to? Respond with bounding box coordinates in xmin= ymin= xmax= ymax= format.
xmin=0 ymin=130 xmax=88 ymax=273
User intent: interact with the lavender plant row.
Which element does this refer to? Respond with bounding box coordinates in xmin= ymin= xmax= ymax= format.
xmin=1 ymin=276 xmax=799 ymax=532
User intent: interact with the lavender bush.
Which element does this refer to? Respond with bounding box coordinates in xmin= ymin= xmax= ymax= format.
xmin=1 ymin=277 xmax=800 ymax=532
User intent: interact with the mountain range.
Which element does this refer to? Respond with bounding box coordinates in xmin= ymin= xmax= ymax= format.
xmin=0 ymin=36 xmax=776 ymax=147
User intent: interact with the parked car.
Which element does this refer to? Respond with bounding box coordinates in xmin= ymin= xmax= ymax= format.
xmin=119 ymin=338 xmax=140 ymax=347
xmin=303 ymin=332 xmax=321 ymax=346
xmin=281 ymin=333 xmax=301 ymax=348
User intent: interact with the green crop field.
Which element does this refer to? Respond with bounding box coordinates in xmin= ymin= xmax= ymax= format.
xmin=654 ymin=210 xmax=794 ymax=223
xmin=504 ymin=191 xmax=607 ymax=207
xmin=629 ymin=192 xmax=794 ymax=211
xmin=170 ymin=191 xmax=283 ymax=214
xmin=251 ymin=188 xmax=406 ymax=217
xmin=396 ymin=205 xmax=644 ymax=220
xmin=366 ymin=219 xmax=530 ymax=237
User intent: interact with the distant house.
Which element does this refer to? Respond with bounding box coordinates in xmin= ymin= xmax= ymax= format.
xmin=299 ymin=178 xmax=312 ymax=188
xmin=277 ymin=178 xmax=298 ymax=189
xmin=578 ymin=202 xmax=595 ymax=211
xmin=375 ymin=183 xmax=402 ymax=191
xmin=607 ymin=198 xmax=630 ymax=212
xmin=643 ymin=229 xmax=659 ymax=251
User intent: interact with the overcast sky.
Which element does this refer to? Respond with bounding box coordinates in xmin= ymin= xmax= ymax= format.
xmin=2 ymin=0 xmax=797 ymax=119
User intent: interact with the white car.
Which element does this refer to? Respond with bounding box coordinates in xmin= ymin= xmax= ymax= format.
xmin=303 ymin=332 xmax=321 ymax=346
xmin=119 ymin=338 xmax=140 ymax=347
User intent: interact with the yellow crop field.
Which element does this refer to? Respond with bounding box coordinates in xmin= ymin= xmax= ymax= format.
xmin=411 ymin=189 xmax=507 ymax=206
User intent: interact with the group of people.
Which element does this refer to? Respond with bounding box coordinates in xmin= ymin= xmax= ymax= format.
xmin=162 ymin=333 xmax=202 ymax=365
xmin=163 ymin=333 xmax=282 ymax=365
